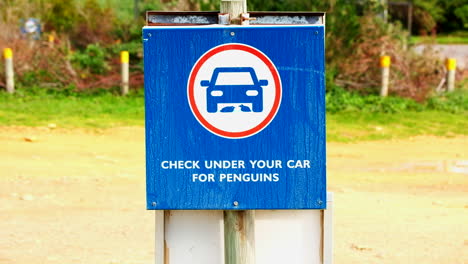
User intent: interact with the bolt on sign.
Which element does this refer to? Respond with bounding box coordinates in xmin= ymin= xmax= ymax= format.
xmin=144 ymin=12 xmax=326 ymax=210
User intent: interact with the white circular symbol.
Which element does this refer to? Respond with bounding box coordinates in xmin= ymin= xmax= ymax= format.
xmin=188 ymin=43 xmax=282 ymax=139
xmin=25 ymin=19 xmax=38 ymax=33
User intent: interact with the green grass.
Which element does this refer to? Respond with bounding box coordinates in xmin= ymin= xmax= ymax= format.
xmin=327 ymin=110 xmax=467 ymax=142
xmin=411 ymin=32 xmax=468 ymax=44
xmin=0 ymin=87 xmax=466 ymax=142
xmin=0 ymin=88 xmax=144 ymax=128
xmin=325 ymin=86 xmax=468 ymax=141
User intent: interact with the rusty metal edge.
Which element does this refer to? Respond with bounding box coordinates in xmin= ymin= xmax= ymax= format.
xmin=249 ymin=11 xmax=325 ymax=17
xmin=146 ymin=11 xmax=325 ymax=26
xmin=146 ymin=11 xmax=218 ymax=26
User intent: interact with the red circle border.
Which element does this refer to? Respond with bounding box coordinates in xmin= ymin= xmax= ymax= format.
xmin=188 ymin=43 xmax=282 ymax=139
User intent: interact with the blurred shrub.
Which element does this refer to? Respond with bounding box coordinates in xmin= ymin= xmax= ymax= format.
xmin=113 ymin=21 xmax=143 ymax=43
xmin=0 ymin=24 xmax=78 ymax=90
xmin=39 ymin=0 xmax=79 ymax=33
xmin=327 ymin=84 xmax=467 ymax=114
xmin=69 ymin=0 xmax=116 ymax=49
xmin=107 ymin=42 xmax=142 ymax=61
xmin=71 ymin=44 xmax=109 ymax=74
xmin=336 ymin=15 xmax=444 ymax=101
xmin=107 ymin=41 xmax=143 ymax=71
xmin=426 ymin=89 xmax=468 ymax=113
xmin=326 ymin=85 xmax=423 ymax=114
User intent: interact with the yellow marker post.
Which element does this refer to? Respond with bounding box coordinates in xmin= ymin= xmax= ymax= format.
xmin=3 ymin=48 xmax=13 ymax=59
xmin=121 ymin=51 xmax=129 ymax=64
xmin=121 ymin=51 xmax=130 ymax=95
xmin=446 ymin=58 xmax=456 ymax=71
xmin=3 ymin=48 xmax=14 ymax=93
xmin=380 ymin=55 xmax=391 ymax=68
xmin=48 ymin=34 xmax=55 ymax=48
xmin=446 ymin=58 xmax=457 ymax=92
xmin=380 ymin=55 xmax=391 ymax=97
xmin=445 ymin=58 xmax=457 ymax=92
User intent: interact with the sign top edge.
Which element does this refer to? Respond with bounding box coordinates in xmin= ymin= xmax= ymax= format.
xmin=146 ymin=11 xmax=325 ymax=26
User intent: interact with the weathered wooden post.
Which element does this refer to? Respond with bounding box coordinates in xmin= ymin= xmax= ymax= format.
xmin=134 ymin=0 xmax=140 ymax=20
xmin=380 ymin=0 xmax=388 ymax=24
xmin=220 ymin=0 xmax=246 ymax=24
xmin=380 ymin=55 xmax=391 ymax=97
xmin=220 ymin=1 xmax=256 ymax=264
xmin=121 ymin=51 xmax=130 ymax=95
xmin=446 ymin=58 xmax=456 ymax=92
xmin=408 ymin=3 xmax=413 ymax=38
xmin=48 ymin=34 xmax=55 ymax=48
xmin=3 ymin=48 xmax=14 ymax=94
xmin=224 ymin=210 xmax=255 ymax=264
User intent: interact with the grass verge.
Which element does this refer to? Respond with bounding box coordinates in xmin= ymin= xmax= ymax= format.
xmin=0 ymin=88 xmax=145 ymax=128
xmin=327 ymin=110 xmax=467 ymax=142
xmin=0 ymin=87 xmax=466 ymax=142
xmin=411 ymin=32 xmax=468 ymax=45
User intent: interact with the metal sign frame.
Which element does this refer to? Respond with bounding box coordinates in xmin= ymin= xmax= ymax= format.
xmin=144 ymin=12 xmax=326 ymax=210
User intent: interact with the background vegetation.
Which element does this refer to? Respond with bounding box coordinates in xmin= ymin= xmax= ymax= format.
xmin=0 ymin=0 xmax=466 ymax=141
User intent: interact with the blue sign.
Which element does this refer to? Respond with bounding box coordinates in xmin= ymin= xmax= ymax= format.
xmin=20 ymin=18 xmax=41 ymax=40
xmin=144 ymin=25 xmax=326 ymax=210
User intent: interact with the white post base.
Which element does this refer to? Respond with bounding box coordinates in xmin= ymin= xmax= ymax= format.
xmin=155 ymin=193 xmax=333 ymax=264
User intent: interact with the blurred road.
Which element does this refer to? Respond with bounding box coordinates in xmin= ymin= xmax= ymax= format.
xmin=414 ymin=44 xmax=468 ymax=70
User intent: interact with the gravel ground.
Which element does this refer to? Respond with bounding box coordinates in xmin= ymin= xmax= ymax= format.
xmin=0 ymin=127 xmax=467 ymax=264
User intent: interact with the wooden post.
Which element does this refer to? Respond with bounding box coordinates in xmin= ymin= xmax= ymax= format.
xmin=408 ymin=3 xmax=413 ymax=37
xmin=224 ymin=210 xmax=255 ymax=264
xmin=406 ymin=3 xmax=413 ymax=51
xmin=380 ymin=55 xmax=391 ymax=97
xmin=3 ymin=48 xmax=14 ymax=94
xmin=221 ymin=0 xmax=247 ymax=25
xmin=446 ymin=58 xmax=456 ymax=92
xmin=48 ymin=34 xmax=55 ymax=48
xmin=134 ymin=0 xmax=140 ymax=21
xmin=380 ymin=0 xmax=388 ymax=24
xmin=220 ymin=1 xmax=256 ymax=264
xmin=121 ymin=51 xmax=130 ymax=95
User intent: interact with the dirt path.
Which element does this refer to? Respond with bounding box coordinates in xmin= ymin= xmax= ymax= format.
xmin=0 ymin=127 xmax=467 ymax=264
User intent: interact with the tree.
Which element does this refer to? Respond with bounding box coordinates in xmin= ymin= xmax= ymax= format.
xmin=407 ymin=0 xmax=467 ymax=34
xmin=454 ymin=4 xmax=468 ymax=29
xmin=437 ymin=0 xmax=468 ymax=32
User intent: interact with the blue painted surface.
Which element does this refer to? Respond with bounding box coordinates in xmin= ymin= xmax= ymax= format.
xmin=144 ymin=26 xmax=326 ymax=210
